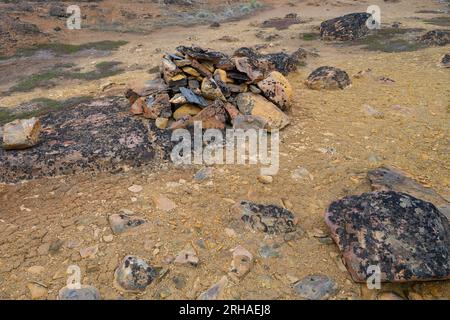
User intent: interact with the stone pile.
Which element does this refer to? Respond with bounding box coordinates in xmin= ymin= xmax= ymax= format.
xmin=125 ymin=46 xmax=305 ymax=131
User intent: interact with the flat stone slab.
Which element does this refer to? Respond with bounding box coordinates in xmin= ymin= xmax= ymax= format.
xmin=325 ymin=191 xmax=450 ymax=283
xmin=0 ymin=97 xmax=173 ymax=183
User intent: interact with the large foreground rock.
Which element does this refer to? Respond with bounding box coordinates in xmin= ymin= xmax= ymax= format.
xmin=320 ymin=13 xmax=372 ymax=41
xmin=0 ymin=97 xmax=174 ymax=183
xmin=2 ymin=117 xmax=41 ymax=150
xmin=325 ymin=191 xmax=450 ymax=283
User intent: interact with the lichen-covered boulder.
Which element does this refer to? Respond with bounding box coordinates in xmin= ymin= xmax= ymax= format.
xmin=419 ymin=30 xmax=450 ymax=46
xmin=305 ymin=66 xmax=351 ymax=90
xmin=440 ymin=54 xmax=450 ymax=68
xmin=0 ymin=97 xmax=174 ymax=183
xmin=320 ymin=13 xmax=372 ymax=41
xmin=114 ymin=256 xmax=158 ymax=293
xmin=231 ymin=200 xmax=297 ymax=234
xmin=325 ymin=191 xmax=450 ymax=283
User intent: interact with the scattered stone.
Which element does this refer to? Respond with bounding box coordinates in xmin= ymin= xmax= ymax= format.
xmin=27 ymin=266 xmax=45 ymax=275
xmin=194 ymin=167 xmax=214 ymax=182
xmin=2 ymin=117 xmax=41 ymax=150
xmin=363 ymin=105 xmax=385 ymax=119
xmin=153 ymin=194 xmax=177 ymax=212
xmin=235 ymin=93 xmax=290 ymax=131
xmin=325 ymin=191 xmax=450 ymax=282
xmin=259 ymin=244 xmax=281 ymax=259
xmin=257 ymin=175 xmax=273 ymax=184
xmin=231 ymin=201 xmax=297 ymax=234
xmin=198 ymin=276 xmax=228 ymax=300
xmin=293 ymin=275 xmax=338 ymax=300
xmin=109 ymin=213 xmax=147 ymax=235
xmin=320 ymin=13 xmax=372 ymax=41
xmin=27 ymin=282 xmax=48 ymax=300
xmin=114 ymin=256 xmax=158 ymax=293
xmin=103 ymin=234 xmax=114 ymax=243
xmin=224 ymin=228 xmax=237 ymax=238
xmin=257 ymin=71 xmax=293 ymax=111
xmin=79 ymin=245 xmax=98 ymax=259
xmin=305 ymin=66 xmax=351 ymax=90
xmin=229 ymin=246 xmax=253 ymax=279
xmin=419 ymin=30 xmax=450 ymax=46
xmin=439 ymin=54 xmax=450 ymax=68
xmin=291 ymin=167 xmax=313 ymax=181
xmin=174 ymin=244 xmax=199 ymax=267
xmin=173 ymin=275 xmax=187 ymax=290
xmin=58 ymin=285 xmax=101 ymax=300
xmin=128 ymin=185 xmax=143 ymax=193
xmin=49 ymin=4 xmax=69 ymax=18
xmin=130 ymin=97 xmax=145 ymax=115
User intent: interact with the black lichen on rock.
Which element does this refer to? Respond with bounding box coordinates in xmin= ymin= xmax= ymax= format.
xmin=320 ymin=13 xmax=372 ymax=41
xmin=0 ymin=97 xmax=174 ymax=183
xmin=325 ymin=191 xmax=450 ymax=283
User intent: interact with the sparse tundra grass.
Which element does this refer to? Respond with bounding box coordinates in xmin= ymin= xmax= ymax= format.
xmin=7 ymin=61 xmax=123 ymax=94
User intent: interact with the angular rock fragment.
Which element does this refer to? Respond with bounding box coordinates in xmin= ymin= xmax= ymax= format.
xmin=179 ymin=87 xmax=208 ymax=107
xmin=176 ymin=46 xmax=230 ymax=64
xmin=109 ymin=213 xmax=147 ymax=235
xmin=198 ymin=276 xmax=228 ymax=300
xmin=223 ymin=102 xmax=240 ymax=120
xmin=2 ymin=117 xmax=41 ymax=150
xmin=235 ymin=93 xmax=290 ymax=131
xmin=325 ymin=191 xmax=450 ymax=283
xmin=130 ymin=97 xmax=145 ymax=115
xmin=293 ymin=275 xmax=338 ymax=300
xmin=174 ymin=244 xmax=199 ymax=267
xmin=305 ymin=66 xmax=351 ymax=90
xmin=439 ymin=54 xmax=450 ymax=68
xmin=419 ymin=30 xmax=450 ymax=46
xmin=173 ymin=104 xmax=202 ymax=120
xmin=114 ymin=256 xmax=158 ymax=293
xmin=201 ymin=78 xmax=226 ymax=101
xmin=231 ymin=201 xmax=297 ymax=234
xmin=58 ymin=285 xmax=101 ymax=300
xmin=143 ymin=93 xmax=172 ymax=119
xmin=230 ymin=246 xmax=253 ymax=278
xmin=257 ymin=71 xmax=293 ymax=111
xmin=233 ymin=57 xmax=265 ymax=82
xmin=261 ymin=13 xmax=302 ymax=30
xmin=320 ymin=13 xmax=372 ymax=41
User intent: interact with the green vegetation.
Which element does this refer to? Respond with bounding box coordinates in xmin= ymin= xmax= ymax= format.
xmin=4 ymin=41 xmax=128 ymax=60
xmin=0 ymin=96 xmax=92 ymax=125
xmin=301 ymin=33 xmax=319 ymax=41
xmin=423 ymin=16 xmax=450 ymax=27
xmin=352 ymin=28 xmax=427 ymax=53
xmin=8 ymin=61 xmax=123 ymax=93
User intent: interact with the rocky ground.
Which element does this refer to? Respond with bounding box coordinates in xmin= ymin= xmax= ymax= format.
xmin=0 ymin=0 xmax=449 ymax=300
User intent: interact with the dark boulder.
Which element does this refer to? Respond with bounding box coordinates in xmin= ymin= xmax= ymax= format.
xmin=0 ymin=97 xmax=174 ymax=183
xmin=419 ymin=30 xmax=450 ymax=46
xmin=320 ymin=13 xmax=372 ymax=41
xmin=325 ymin=191 xmax=450 ymax=283
xmin=305 ymin=66 xmax=351 ymax=90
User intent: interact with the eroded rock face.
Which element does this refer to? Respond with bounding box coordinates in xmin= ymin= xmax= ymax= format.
xmin=232 ymin=201 xmax=297 ymax=234
xmin=305 ymin=66 xmax=351 ymax=90
xmin=325 ymin=191 xmax=450 ymax=283
xmin=419 ymin=30 xmax=450 ymax=46
xmin=114 ymin=256 xmax=158 ymax=293
xmin=0 ymin=97 xmax=174 ymax=183
xmin=320 ymin=13 xmax=372 ymax=41
xmin=2 ymin=117 xmax=41 ymax=150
